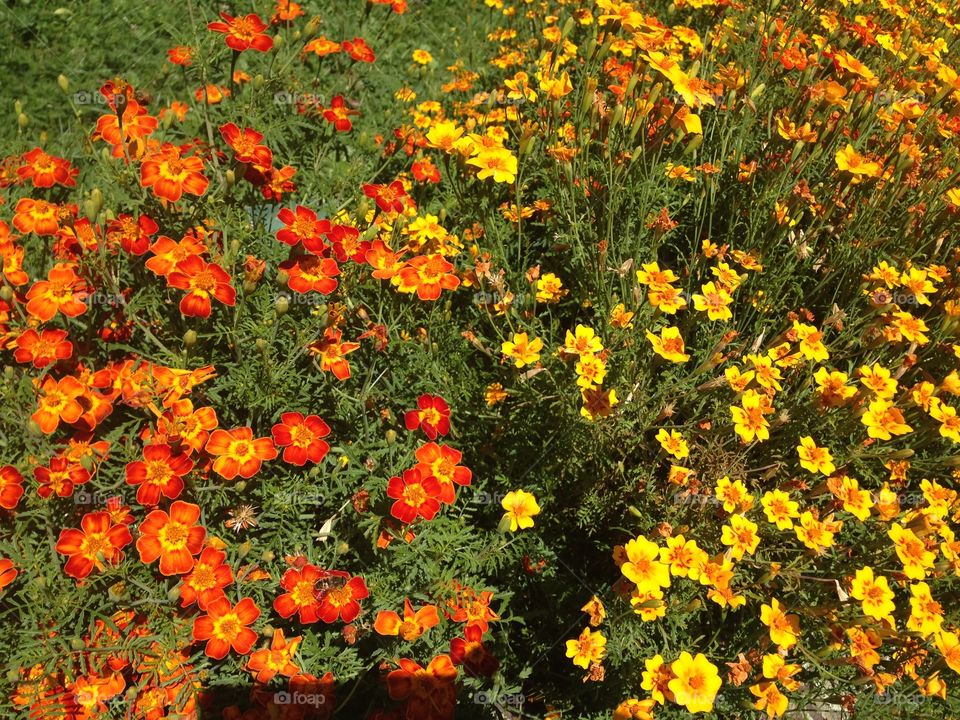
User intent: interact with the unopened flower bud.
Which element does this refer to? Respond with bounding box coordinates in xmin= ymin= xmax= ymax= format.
xmin=57 ymin=74 xmax=70 ymax=92
xmin=183 ymin=330 xmax=198 ymax=347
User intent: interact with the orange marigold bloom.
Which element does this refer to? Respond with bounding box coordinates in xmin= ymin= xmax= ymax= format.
xmin=247 ymin=629 xmax=301 ymax=683
xmin=140 ymin=144 xmax=209 ymax=202
xmin=205 ymin=426 xmax=277 ymax=480
xmin=323 ymin=95 xmax=358 ymax=132
xmin=0 ymin=558 xmax=16 ymax=592
xmin=166 ymin=255 xmax=237 ymax=318
xmin=93 ymin=100 xmax=158 ymax=159
xmin=449 ymin=624 xmax=499 ymax=677
xmin=0 ymin=465 xmax=24 ymax=510
xmin=55 ymin=511 xmax=133 ymax=579
xmin=279 ymin=255 xmax=340 ymax=294
xmin=414 ymin=442 xmax=472 ymax=504
xmin=385 ymin=655 xmax=457 ymax=720
xmin=136 ymin=500 xmax=206 ymax=576
xmin=374 ymin=598 xmax=441 ymax=641
xmin=147 ymin=399 xmax=219 ymax=454
xmin=17 ymin=147 xmax=77 ymax=188
xmin=363 ymin=180 xmax=408 ymax=214
xmin=32 ymin=375 xmax=85 ymax=434
xmin=274 ymin=563 xmax=328 ymax=623
xmin=192 ymin=596 xmax=261 ymax=660
xmin=387 ymin=467 xmax=443 ymax=523
xmin=342 ymin=37 xmax=376 ymax=63
xmin=303 ymin=36 xmax=341 ymax=57
xmin=125 ymin=444 xmax=194 ymax=505
xmin=276 ymin=205 xmax=331 ymax=248
xmin=219 ymin=122 xmax=273 ymax=169
xmin=106 ymin=214 xmax=158 ymax=255
xmin=308 ymin=328 xmax=360 ymax=381
xmin=317 ymin=572 xmax=368 ymax=623
xmin=13 ymin=198 xmax=62 ymax=236
xmin=271 ymin=412 xmax=331 ymax=465
xmin=13 ymin=328 xmax=73 ymax=368
xmin=144 ymin=233 xmax=208 ymax=276
xmin=208 ymin=12 xmax=273 ymax=52
xmin=404 ymin=394 xmax=451 ymax=439
xmin=395 ymin=254 xmax=460 ymax=301
xmin=167 ymin=45 xmax=193 ymax=66
xmin=365 ymin=239 xmax=406 ymax=279
xmin=180 ymin=547 xmax=233 ymax=610
xmin=35 ymin=455 xmax=90 ymax=499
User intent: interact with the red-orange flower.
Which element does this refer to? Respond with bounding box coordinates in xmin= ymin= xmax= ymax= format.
xmin=363 ymin=180 xmax=407 ymax=213
xmin=0 ymin=466 xmax=24 ymax=510
xmin=307 ymin=328 xmax=360 ymax=381
xmin=413 ymin=158 xmax=441 ymax=183
xmin=323 ymin=96 xmax=358 ymax=132
xmin=35 ymin=456 xmax=90 ymax=499
xmin=13 ymin=198 xmax=61 ymax=236
xmin=374 ymin=599 xmax=441 ymax=641
xmin=192 ymin=596 xmax=261 ymax=659
xmin=140 ymin=144 xmax=209 ymax=202
xmin=404 ymin=394 xmax=451 ymax=439
xmin=148 ymin=399 xmax=219 ymax=454
xmin=317 ymin=572 xmax=368 ymax=623
xmin=17 ymin=148 xmax=77 ymax=188
xmin=125 ymin=444 xmax=194 ymax=505
xmin=144 ymin=233 xmax=208 ymax=276
xmin=25 ymin=263 xmax=88 ymax=322
xmin=207 ymin=12 xmax=273 ymax=53
xmin=272 ymin=412 xmax=331 ymax=465
xmin=395 ymin=254 xmax=460 ymax=301
xmin=220 ymin=122 xmax=273 ymax=168
xmin=385 ymin=655 xmax=457 ymax=720
xmin=0 ymin=558 xmax=16 ymax=592
xmin=179 ymin=547 xmax=233 ymax=610
xmin=93 ymin=100 xmax=158 ymax=159
xmin=205 ymin=427 xmax=277 ymax=480
xmin=166 ymin=255 xmax=237 ymax=318
xmin=106 ymin=214 xmax=158 ymax=255
xmin=274 ymin=564 xmax=328 ymax=624
xmin=279 ymin=255 xmax=340 ymax=294
xmin=13 ymin=328 xmax=73 ymax=368
xmin=136 ymin=500 xmax=206 ymax=576
xmin=387 ymin=467 xmax=443 ymax=523
xmin=366 ymin=240 xmax=406 ymax=279
xmin=32 ymin=375 xmax=85 ymax=434
xmin=276 ymin=205 xmax=331 ymax=247
xmin=55 ymin=511 xmax=133 ymax=579
xmin=449 ymin=624 xmax=499 ymax=677
xmin=342 ymin=37 xmax=376 ymax=63
xmin=414 ymin=442 xmax=472 ymax=504
xmin=247 ymin=629 xmax=301 ymax=683
xmin=167 ymin=45 xmax=193 ymax=66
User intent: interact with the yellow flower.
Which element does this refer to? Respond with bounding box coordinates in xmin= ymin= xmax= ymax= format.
xmin=411 ymin=49 xmax=433 ymax=65
xmin=484 ymin=382 xmax=508 ymax=406
xmin=659 ymin=535 xmax=708 ymax=580
xmin=850 ymin=566 xmax=896 ymax=621
xmin=907 ymin=582 xmax=943 ymax=638
xmin=935 ymin=630 xmax=960 ymax=673
xmin=640 ymin=654 xmax=672 ymax=705
xmin=467 ymin=147 xmax=518 ymax=183
xmin=500 ymin=490 xmax=540 ymax=531
xmin=794 ymin=511 xmax=839 ymax=554
xmin=656 ymin=428 xmax=689 ymax=460
xmin=692 ymin=281 xmax=733 ymax=321
xmin=613 ymin=698 xmax=655 ymax=720
xmin=645 ymin=326 xmax=690 ymax=362
xmin=730 ymin=390 xmax=771 ymax=443
xmin=814 ymin=367 xmax=857 ymax=405
xmin=721 ymin=514 xmax=760 ymax=560
xmin=750 ymin=682 xmax=788 ymax=718
xmin=563 ymin=324 xmax=603 ymax=356
xmin=793 ymin=321 xmax=829 ymax=361
xmin=835 ymin=143 xmax=882 ymax=179
xmin=714 ymin=476 xmax=753 ymax=513
xmin=535 ymin=273 xmax=566 ymax=303
xmin=425 ymin=120 xmax=465 ymax=153
xmin=796 ymin=436 xmax=835 ymax=475
xmin=581 ymin=595 xmax=606 ymax=626
xmin=888 ymin=523 xmax=936 ymax=580
xmin=668 ymin=652 xmax=722 ymax=714
xmin=760 ymin=598 xmax=799 ymax=649
xmin=930 ymin=398 xmax=960 ymax=442
xmin=501 ymin=332 xmax=543 ymax=368
xmin=761 ymin=490 xmax=799 ymax=530
xmin=859 ymin=363 xmax=897 ymax=398
xmin=609 ymin=303 xmax=635 ymax=329
xmin=565 ymin=627 xmax=605 ymax=669
xmin=580 ymin=387 xmax=618 ymax=421
xmin=862 ymin=399 xmax=913 ymax=440
xmin=621 ymin=535 xmax=671 ymax=592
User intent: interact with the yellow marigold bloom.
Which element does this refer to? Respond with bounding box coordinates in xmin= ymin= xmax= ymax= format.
xmin=500 ymin=489 xmax=541 ymax=531
xmin=814 ymin=367 xmax=857 ymax=406
xmin=796 ymin=436 xmax=835 ymax=475
xmin=646 ymin=326 xmax=690 ymax=362
xmin=466 ymin=147 xmax=517 ymax=183
xmin=659 ymin=535 xmax=708 ymax=580
xmin=565 ymin=627 xmax=605 ymax=669
xmin=859 ymin=363 xmax=897 ymax=398
xmin=535 ymin=273 xmax=566 ymax=303
xmin=621 ymin=535 xmax=671 ymax=592
xmin=425 ymin=120 xmax=464 ymax=153
xmin=411 ymin=49 xmax=433 ymax=65
xmin=862 ymin=399 xmax=913 ymax=440
xmin=762 ymin=654 xmax=801 ymax=691
xmin=866 ymin=260 xmax=900 ymax=288
xmin=746 ymin=354 xmax=782 ymax=392
xmin=581 ymin=387 xmax=618 ymax=421
xmin=888 ymin=523 xmax=936 ymax=580
xmin=930 ymin=398 xmax=960 ymax=442
xmin=731 ymin=390 xmax=771 ymax=443
xmin=907 ymin=581 xmax=943 ymax=638
xmin=850 ymin=566 xmax=896 ymax=621
xmin=794 ymin=511 xmax=838 ymax=554
xmin=760 ymin=598 xmax=799 ymax=649
xmin=900 ymin=267 xmax=936 ymax=305
xmin=711 ymin=262 xmax=742 ymax=289
xmin=668 ymin=465 xmax=694 ymax=486
xmin=665 ymin=162 xmax=695 ymax=181
xmin=835 ymin=143 xmax=882 ymax=179
xmin=609 ymin=303 xmax=635 ymax=329
xmin=630 ymin=586 xmax=666 ymax=621
xmin=581 ymin=595 xmax=606 ymax=626
xmin=828 ymin=474 xmax=872 ymax=521
xmin=539 ymin=70 xmax=572 ymax=99
xmin=656 ymin=428 xmax=689 ymax=460
xmin=935 ymin=630 xmax=960 ymax=673
xmin=725 ymin=366 xmax=755 ymax=393
xmin=942 ymin=370 xmax=960 ymax=395
xmin=921 ymin=479 xmax=957 ymax=517
xmin=891 ymin=310 xmax=928 ymax=344
xmin=501 ymin=332 xmax=542 ymax=368
xmin=575 ymin=353 xmax=606 ymax=389
xmin=721 ymin=514 xmax=760 ymax=560
xmin=647 ymin=283 xmax=688 ymax=314
xmin=761 ymin=490 xmax=799 ymax=530
xmin=750 ymin=682 xmax=788 ymax=718
xmin=913 ymin=381 xmax=936 ymax=411
xmin=563 ymin=324 xmax=603 ymax=356
xmin=692 ymin=281 xmax=733 ymax=321
xmin=641 ymin=654 xmax=672 ymax=705
xmin=668 ymin=652 xmax=722 ymax=714
xmin=484 ymin=382 xmax=508 ymax=406
xmin=613 ymin=698 xmax=655 ymax=720
xmin=793 ymin=321 xmax=829 ymax=361
xmin=636 ymin=262 xmax=679 ymax=286
xmin=846 ymin=626 xmax=881 ymax=670
xmin=715 ymin=476 xmax=752 ymax=513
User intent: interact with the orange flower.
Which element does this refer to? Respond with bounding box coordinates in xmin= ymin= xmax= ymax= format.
xmin=13 ymin=198 xmax=62 ymax=236
xmin=363 ymin=180 xmax=408 ymax=213
xmin=387 ymin=467 xmax=443 ymax=523
xmin=13 ymin=328 xmax=73 ymax=368
xmin=0 ymin=466 xmax=24 ymax=510
xmin=276 ymin=205 xmax=331 ymax=248
xmin=385 ymin=655 xmax=457 ymax=720
xmin=136 ymin=501 xmax=206 ymax=576
xmin=247 ymin=629 xmax=301 ymax=683
xmin=207 ymin=12 xmax=273 ymax=53
xmin=125 ymin=444 xmax=194 ymax=505
xmin=219 ymin=122 xmax=273 ymax=169
xmin=374 ymin=598 xmax=441 ymax=640
xmin=414 ymin=442 xmax=472 ymax=504
xmin=271 ymin=412 xmax=331 ymax=465
xmin=307 ymin=328 xmax=360 ymax=381
xmin=404 ymin=394 xmax=451 ymax=439
xmin=179 ymin=547 xmax=233 ymax=610
xmin=140 ymin=144 xmax=209 ymax=202
xmin=167 ymin=45 xmax=193 ymax=66
xmin=55 ymin=511 xmax=133 ymax=579
xmin=93 ymin=100 xmax=158 ymax=159
xmin=205 ymin=426 xmax=278 ymax=480
xmin=303 ymin=36 xmax=341 ymax=57
xmin=144 ymin=233 xmax=208 ymax=276
xmin=0 ymin=558 xmax=16 ymax=592
xmin=317 ymin=572 xmax=368 ymax=623
xmin=395 ymin=254 xmax=460 ymax=301
xmin=32 ymin=375 xmax=85 ymax=434
xmin=106 ymin=214 xmax=158 ymax=255
xmin=342 ymin=37 xmax=376 ymax=63
xmin=166 ymin=255 xmax=237 ymax=318
xmin=274 ymin=563 xmax=328 ymax=623
xmin=323 ymin=95 xmax=359 ymax=132
xmin=192 ymin=596 xmax=261 ymax=660
xmin=35 ymin=456 xmax=90 ymax=499
xmin=17 ymin=147 xmax=77 ymax=188
xmin=25 ymin=263 xmax=87 ymax=322
xmin=279 ymin=255 xmax=340 ymax=294
xmin=365 ymin=239 xmax=406 ymax=279
xmin=148 ymin=399 xmax=219 ymax=454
